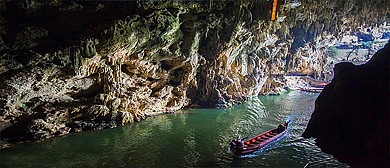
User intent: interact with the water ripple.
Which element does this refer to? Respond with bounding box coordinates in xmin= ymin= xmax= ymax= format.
xmin=0 ymin=91 xmax=349 ymax=167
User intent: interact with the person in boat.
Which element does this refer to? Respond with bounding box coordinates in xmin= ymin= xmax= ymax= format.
xmin=230 ymin=136 xmax=244 ymax=151
xmin=277 ymin=124 xmax=285 ymax=133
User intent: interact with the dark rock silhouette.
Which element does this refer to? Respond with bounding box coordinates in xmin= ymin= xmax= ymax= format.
xmin=302 ymin=41 xmax=390 ymax=167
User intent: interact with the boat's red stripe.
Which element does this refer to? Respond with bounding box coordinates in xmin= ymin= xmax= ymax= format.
xmin=238 ymin=128 xmax=287 ymax=155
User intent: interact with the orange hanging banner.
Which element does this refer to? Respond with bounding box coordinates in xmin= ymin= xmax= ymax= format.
xmin=271 ymin=0 xmax=278 ymax=21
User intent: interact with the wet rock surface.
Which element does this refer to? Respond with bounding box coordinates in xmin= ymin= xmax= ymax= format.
xmin=0 ymin=0 xmax=388 ymax=149
xmin=302 ymin=42 xmax=389 ymax=167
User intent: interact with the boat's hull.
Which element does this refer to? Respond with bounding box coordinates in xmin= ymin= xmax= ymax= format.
xmin=300 ymin=88 xmax=323 ymax=93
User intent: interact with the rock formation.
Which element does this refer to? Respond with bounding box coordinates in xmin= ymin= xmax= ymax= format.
xmin=0 ymin=0 xmax=388 ymax=149
xmin=302 ymin=42 xmax=389 ymax=167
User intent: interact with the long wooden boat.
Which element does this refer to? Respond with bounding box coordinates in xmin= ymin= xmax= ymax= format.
xmin=230 ymin=121 xmax=289 ymax=156
xmin=300 ymin=87 xmax=323 ymax=93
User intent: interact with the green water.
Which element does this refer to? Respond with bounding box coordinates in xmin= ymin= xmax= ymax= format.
xmin=0 ymin=91 xmax=348 ymax=167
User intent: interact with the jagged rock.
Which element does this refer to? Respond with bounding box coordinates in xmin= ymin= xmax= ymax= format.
xmin=87 ymin=105 xmax=110 ymax=120
xmin=94 ymin=93 xmax=113 ymax=106
xmin=259 ymin=76 xmax=286 ymax=95
xmin=12 ymin=27 xmax=48 ymax=50
xmin=27 ymin=118 xmax=71 ymax=141
xmin=302 ymin=42 xmax=390 ymax=167
xmin=116 ymin=111 xmax=134 ymax=126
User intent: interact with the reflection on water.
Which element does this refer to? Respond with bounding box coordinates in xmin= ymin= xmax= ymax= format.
xmin=0 ymin=91 xmax=348 ymax=167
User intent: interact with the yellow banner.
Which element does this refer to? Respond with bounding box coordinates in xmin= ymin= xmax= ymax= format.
xmin=271 ymin=0 xmax=278 ymax=21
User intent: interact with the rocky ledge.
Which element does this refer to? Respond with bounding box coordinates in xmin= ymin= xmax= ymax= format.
xmin=302 ymin=41 xmax=389 ymax=167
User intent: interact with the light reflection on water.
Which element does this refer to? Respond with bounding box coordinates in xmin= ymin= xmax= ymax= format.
xmin=0 ymin=91 xmax=348 ymax=167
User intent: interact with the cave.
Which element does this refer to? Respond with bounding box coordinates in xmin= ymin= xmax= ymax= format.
xmin=0 ymin=0 xmax=389 ymax=167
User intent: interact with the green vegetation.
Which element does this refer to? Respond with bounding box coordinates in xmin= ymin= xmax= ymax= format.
xmin=329 ymin=46 xmax=338 ymax=58
xmin=359 ymin=41 xmax=372 ymax=48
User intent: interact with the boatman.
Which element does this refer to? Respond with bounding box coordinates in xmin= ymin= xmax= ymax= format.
xmin=277 ymin=124 xmax=285 ymax=133
xmin=230 ymin=137 xmax=244 ymax=152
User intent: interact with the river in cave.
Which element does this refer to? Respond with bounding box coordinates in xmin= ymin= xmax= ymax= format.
xmin=0 ymin=91 xmax=348 ymax=167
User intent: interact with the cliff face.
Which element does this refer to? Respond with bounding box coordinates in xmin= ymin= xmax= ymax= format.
xmin=302 ymin=42 xmax=389 ymax=167
xmin=0 ymin=0 xmax=388 ymax=147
